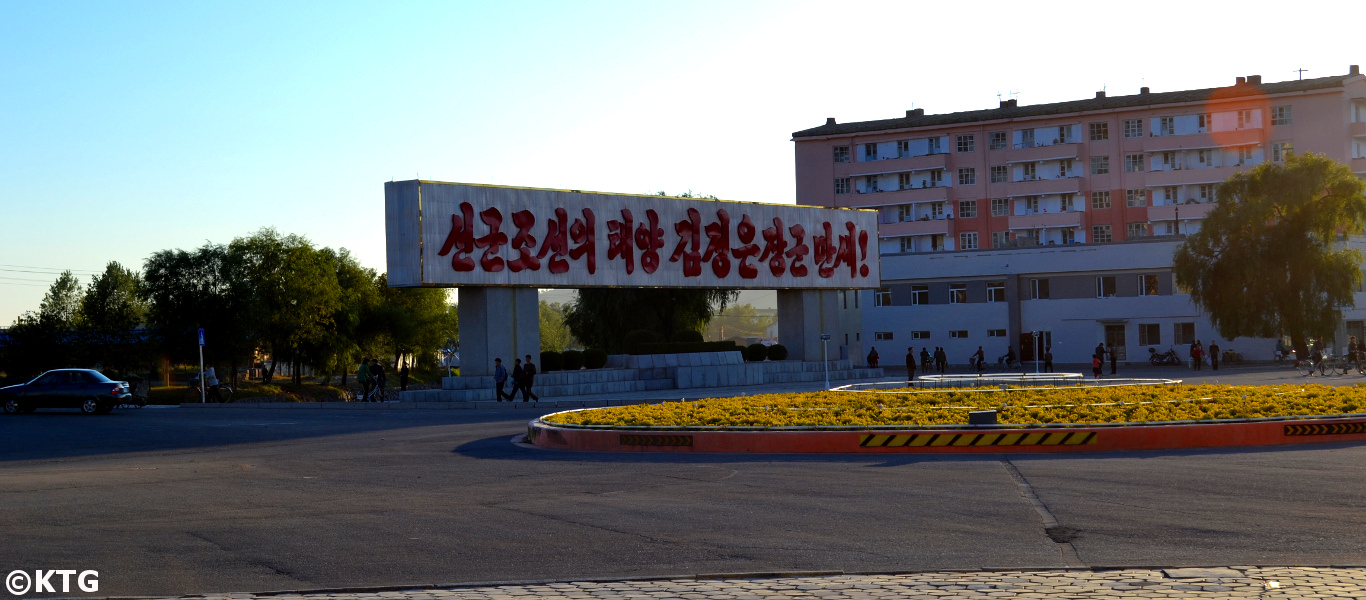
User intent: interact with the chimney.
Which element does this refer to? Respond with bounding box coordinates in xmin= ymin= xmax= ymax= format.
xmin=906 ymin=108 xmax=924 ymax=117
xmin=1095 ymin=91 xmax=1106 ymax=98
xmin=1236 ymin=76 xmax=1246 ymax=84
xmin=1140 ymin=86 xmax=1150 ymax=94
xmin=1000 ymin=99 xmax=1017 ymax=108
xmin=825 ymin=117 xmax=836 ymax=126
xmin=1247 ymin=75 xmax=1262 ymax=84
xmin=1352 ymin=65 xmax=1360 ymax=75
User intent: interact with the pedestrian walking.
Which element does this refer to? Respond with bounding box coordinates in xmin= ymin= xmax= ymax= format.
xmin=905 ymin=347 xmax=916 ymax=383
xmin=1209 ymin=340 xmax=1221 ymax=371
xmin=934 ymin=347 xmax=947 ymax=374
xmin=399 ymin=361 xmax=410 ymax=392
xmin=493 ymin=358 xmax=510 ymax=401
xmin=1092 ymin=353 xmax=1102 ymax=379
xmin=1108 ymin=343 xmax=1117 ymax=375
xmin=1043 ymin=346 xmax=1054 ymax=372
xmin=1095 ymin=342 xmax=1106 ymax=367
xmin=370 ymin=359 xmax=387 ymax=400
xmin=866 ymin=346 xmax=879 ymax=368
xmin=511 ymin=358 xmax=524 ymax=401
xmin=519 ymin=354 xmax=539 ymax=401
xmin=356 ymin=358 xmax=372 ymax=402
xmin=920 ymin=348 xmax=932 ymax=373
xmin=1192 ymin=341 xmax=1204 ymax=371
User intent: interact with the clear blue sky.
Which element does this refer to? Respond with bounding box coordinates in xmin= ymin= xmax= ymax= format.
xmin=2 ymin=0 xmax=1360 ymax=323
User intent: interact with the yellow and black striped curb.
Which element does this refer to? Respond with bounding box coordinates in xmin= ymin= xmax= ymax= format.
xmin=859 ymin=431 xmax=1097 ymax=448
xmin=1285 ymin=422 xmax=1366 ymax=436
xmin=620 ymin=434 xmax=694 ymax=447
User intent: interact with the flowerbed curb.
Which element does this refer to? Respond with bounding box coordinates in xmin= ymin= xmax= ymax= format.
xmin=527 ymin=414 xmax=1366 ymax=453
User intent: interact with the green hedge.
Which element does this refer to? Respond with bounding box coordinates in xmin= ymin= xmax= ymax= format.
xmin=633 ymin=341 xmax=742 ymax=355
xmin=744 ymin=343 xmax=768 ymax=362
xmin=562 ymin=350 xmax=584 ymax=371
xmin=767 ymin=344 xmax=788 ymax=361
xmin=670 ymin=330 xmax=704 ymax=343
xmin=623 ymin=329 xmax=663 ymax=354
xmin=540 ymin=351 xmax=563 ymax=372
xmin=583 ymin=348 xmax=608 ymax=369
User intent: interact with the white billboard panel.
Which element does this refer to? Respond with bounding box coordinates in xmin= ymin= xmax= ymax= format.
xmin=386 ymin=181 xmax=880 ymax=289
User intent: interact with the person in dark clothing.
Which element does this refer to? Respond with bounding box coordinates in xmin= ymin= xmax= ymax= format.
xmin=1108 ymin=343 xmax=1117 ymax=375
xmin=369 ymin=359 xmax=386 ymax=401
xmin=1095 ymin=342 xmax=1106 ymax=368
xmin=399 ymin=362 xmax=410 ymax=392
xmin=934 ymin=347 xmax=947 ymax=373
xmin=972 ymin=346 xmax=986 ymax=372
xmin=1209 ymin=340 xmax=1221 ymax=370
xmin=511 ymin=358 xmax=524 ymax=400
xmin=867 ymin=346 xmax=879 ymax=368
xmin=1043 ymin=346 xmax=1054 ymax=372
xmin=905 ymin=347 xmax=916 ymax=383
xmin=920 ymin=348 xmax=932 ymax=372
xmin=1092 ymin=353 xmax=1102 ymax=378
xmin=493 ymin=358 xmax=510 ymax=401
xmin=519 ymin=354 xmax=539 ymax=401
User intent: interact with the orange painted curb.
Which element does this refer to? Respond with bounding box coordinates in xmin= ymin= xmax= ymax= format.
xmin=527 ymin=417 xmax=1366 ymax=454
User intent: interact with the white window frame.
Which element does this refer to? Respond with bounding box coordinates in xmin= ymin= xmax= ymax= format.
xmin=1272 ymin=105 xmax=1292 ymax=126
xmin=1138 ymin=274 xmax=1160 ymax=296
xmin=989 ymin=131 xmax=1007 ymax=150
xmin=957 ymin=135 xmax=975 ymax=153
xmin=833 ymin=146 xmax=850 ymax=163
xmin=874 ymin=287 xmax=892 ymax=307
xmin=958 ymin=200 xmax=978 ymax=219
xmin=1126 ymin=189 xmax=1146 ymax=207
xmin=910 ymin=285 xmax=929 ymax=305
xmin=834 ymin=178 xmax=850 ymax=194
xmin=990 ymin=198 xmax=1009 ymax=216
xmin=986 ymin=282 xmax=1005 ymax=302
xmin=948 ymin=283 xmax=967 ymax=304
xmin=912 ymin=331 xmax=931 ymax=340
xmin=1092 ymin=224 xmax=1113 ymax=243
xmin=958 ymin=168 xmax=976 ymax=186
xmin=959 ymin=231 xmax=978 ymax=250
xmin=1096 ymin=275 xmax=1117 ymax=298
xmin=1123 ymin=119 xmax=1143 ymax=138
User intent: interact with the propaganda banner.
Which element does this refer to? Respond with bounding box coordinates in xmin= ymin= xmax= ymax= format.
xmin=386 ymin=181 xmax=879 ymax=289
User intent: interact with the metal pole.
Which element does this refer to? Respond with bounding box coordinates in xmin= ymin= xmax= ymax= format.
xmin=822 ymin=339 xmax=830 ymax=390
xmin=198 ymin=344 xmax=205 ymax=403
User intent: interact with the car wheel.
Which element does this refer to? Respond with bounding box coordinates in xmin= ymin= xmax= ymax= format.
xmin=2 ymin=398 xmax=22 ymax=414
xmin=81 ymin=398 xmax=101 ymax=414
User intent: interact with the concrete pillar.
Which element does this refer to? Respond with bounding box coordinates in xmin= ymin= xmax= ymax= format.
xmin=777 ymin=289 xmax=843 ymax=362
xmin=458 ymin=288 xmax=540 ymax=376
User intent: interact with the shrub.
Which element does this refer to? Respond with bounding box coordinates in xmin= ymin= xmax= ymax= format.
xmin=767 ymin=344 xmax=789 ymax=361
xmin=540 ymin=351 xmax=563 ymax=373
xmin=583 ymin=348 xmax=609 ymax=369
xmin=745 ymin=343 xmax=768 ymax=362
xmin=670 ymin=330 xmax=704 ymax=343
xmin=562 ymin=350 xmax=584 ymax=371
xmin=623 ymin=329 xmax=663 ymax=354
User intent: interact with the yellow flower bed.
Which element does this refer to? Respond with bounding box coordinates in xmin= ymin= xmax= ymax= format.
xmin=545 ymin=385 xmax=1366 ymax=428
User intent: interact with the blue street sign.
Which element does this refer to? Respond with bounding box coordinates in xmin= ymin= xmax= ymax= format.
xmin=198 ymin=328 xmax=205 ymax=346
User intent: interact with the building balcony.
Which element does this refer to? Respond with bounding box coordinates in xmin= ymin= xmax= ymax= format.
xmin=1003 ymin=143 xmax=1079 ymax=163
xmin=839 ymin=152 xmax=948 ymax=177
xmin=1148 ymin=202 xmax=1215 ymax=222
xmin=1007 ymin=211 xmax=1083 ymax=230
xmin=846 ymin=186 xmax=950 ymax=207
xmin=1146 ymin=167 xmax=1243 ymax=187
xmin=1002 ymin=177 xmax=1082 ymax=197
xmin=1353 ymin=157 xmax=1366 ymax=173
xmin=1352 ymin=121 xmax=1366 ymax=138
xmin=1144 ymin=128 xmax=1263 ymax=153
xmin=878 ymin=218 xmax=954 ymax=238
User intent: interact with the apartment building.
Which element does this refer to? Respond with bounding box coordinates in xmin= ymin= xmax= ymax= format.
xmin=793 ymin=68 xmax=1366 ymax=365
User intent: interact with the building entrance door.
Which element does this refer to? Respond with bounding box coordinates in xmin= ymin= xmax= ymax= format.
xmin=1104 ymin=324 xmax=1127 ymax=360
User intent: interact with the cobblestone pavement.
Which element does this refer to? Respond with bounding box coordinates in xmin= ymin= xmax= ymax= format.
xmin=191 ymin=567 xmax=1366 ymax=600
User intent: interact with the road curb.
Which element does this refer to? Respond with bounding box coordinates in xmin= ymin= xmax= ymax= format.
xmin=528 ymin=415 xmax=1366 ymax=453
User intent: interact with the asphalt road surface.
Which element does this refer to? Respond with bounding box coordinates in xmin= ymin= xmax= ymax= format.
xmin=2 ymin=388 xmax=1365 ymax=597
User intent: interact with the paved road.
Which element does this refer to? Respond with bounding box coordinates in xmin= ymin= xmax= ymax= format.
xmin=2 ymin=367 xmax=1365 ymax=598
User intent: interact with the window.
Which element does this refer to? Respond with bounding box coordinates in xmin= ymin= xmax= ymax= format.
xmin=1019 ymin=129 xmax=1036 ymax=147
xmin=1198 ymin=184 xmax=1215 ymax=201
xmin=991 ymin=198 xmax=1009 ymax=216
xmin=1030 ymin=278 xmax=1050 ymax=299
xmin=1056 ymin=125 xmax=1071 ymax=144
xmin=959 ymin=232 xmax=978 ymax=250
xmin=959 ymin=200 xmax=977 ymax=218
xmin=991 ymin=231 xmax=1008 ymax=248
xmin=1237 ymin=146 xmax=1255 ymax=164
xmin=897 ymin=140 xmax=910 ymax=156
xmin=1089 ymin=122 xmax=1109 ymax=141
xmin=1174 ymin=322 xmax=1195 ymax=345
xmin=912 ymin=331 xmax=931 ymax=339
xmin=875 ymin=331 xmax=894 ymax=340
xmin=950 ymin=330 xmax=969 ymax=338
xmin=897 ymin=204 xmax=912 ymax=222
xmin=949 ymin=283 xmax=967 ymax=304
xmin=834 ymin=178 xmax=850 ymax=194
xmin=1159 ymin=116 xmax=1175 ymax=135
xmin=1091 ymin=191 xmax=1111 ymax=209
xmin=1139 ymin=274 xmax=1160 ymax=296
xmin=900 ymin=237 xmax=914 ymax=252
xmin=957 ymin=135 xmax=975 ymax=152
xmin=864 ymin=175 xmax=879 ymax=192
xmin=833 ymin=146 xmax=850 ymax=163
xmin=1090 ymin=155 xmax=1110 ymax=174
xmin=990 ymin=165 xmax=1008 ymax=183
xmin=1125 ymin=153 xmax=1144 ymax=173
xmin=1123 ymin=119 xmax=1144 ymax=138
xmin=1060 ymin=193 xmax=1076 ymax=212
xmin=1139 ymin=323 xmax=1161 ymax=346
xmin=1096 ymin=276 xmax=1117 ymax=298
xmin=1198 ymin=149 xmax=1212 ymax=165
xmin=1127 ymin=222 xmax=1148 ymax=238
xmin=1198 ymin=113 xmax=1210 ymax=131
xmin=987 ymin=281 xmax=1005 ymax=302
xmin=1092 ymin=224 xmax=1113 ymax=243
xmin=958 ymin=168 xmax=976 ymax=185
xmin=1126 ymin=189 xmax=1146 ymax=207
xmin=1060 ymin=228 xmax=1076 ymax=244
xmin=910 ymin=285 xmax=929 ymax=305
xmin=1161 ymin=186 xmax=1178 ymax=203
xmin=1161 ymin=151 xmax=1178 ymax=169
xmin=930 ymin=170 xmax=944 ymax=186
xmin=1237 ymin=109 xmax=1254 ymax=128
xmin=1273 ymin=142 xmax=1294 ymax=162
xmin=898 ymin=172 xmax=912 ymax=190
xmin=930 ymin=201 xmax=945 ymax=218
xmin=989 ymin=131 xmax=1007 ymax=150
xmin=874 ymin=287 xmax=892 ymax=307
xmin=987 ymin=329 xmax=1007 ymax=338
xmin=1021 ymin=162 xmax=1037 ymax=181
xmin=1272 ymin=105 xmax=1293 ymax=126
xmin=863 ymin=143 xmax=878 ymax=160
xmin=1023 ymin=196 xmax=1040 ymax=214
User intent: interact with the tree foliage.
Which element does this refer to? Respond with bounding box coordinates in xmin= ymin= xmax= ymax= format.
xmin=1173 ymin=152 xmax=1366 ymax=356
xmin=78 ymin=262 xmax=149 ymax=373
xmin=703 ymin=303 xmax=775 ymax=341
xmin=564 ymin=289 xmax=737 ymax=354
xmin=539 ymin=300 xmax=578 ymax=352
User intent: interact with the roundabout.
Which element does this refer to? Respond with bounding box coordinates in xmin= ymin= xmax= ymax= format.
xmin=528 ymin=375 xmax=1366 ymax=454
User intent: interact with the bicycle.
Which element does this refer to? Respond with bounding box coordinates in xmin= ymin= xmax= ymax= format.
xmin=1298 ymin=357 xmax=1327 ymax=377
xmin=349 ymin=385 xmax=395 ymax=402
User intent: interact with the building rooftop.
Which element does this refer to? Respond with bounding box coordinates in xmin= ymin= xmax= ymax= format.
xmin=793 ymin=72 xmax=1359 ymax=139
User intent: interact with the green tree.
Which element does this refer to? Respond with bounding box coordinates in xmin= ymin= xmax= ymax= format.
xmin=370 ymin=274 xmax=457 ymax=371
xmin=78 ymin=261 xmax=149 ymax=373
xmin=540 ymin=300 xmax=579 ymax=351
xmin=143 ymin=243 xmax=255 ymax=386
xmin=1 ymin=271 xmax=83 ymax=379
xmin=703 ymin=303 xmax=775 ymax=341
xmin=564 ymin=289 xmax=737 ymax=353
xmin=1173 ymin=152 xmax=1366 ymax=357
xmin=39 ymin=270 xmax=83 ymax=327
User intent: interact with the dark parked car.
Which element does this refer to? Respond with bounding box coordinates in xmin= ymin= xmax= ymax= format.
xmin=1 ymin=369 xmax=132 ymax=414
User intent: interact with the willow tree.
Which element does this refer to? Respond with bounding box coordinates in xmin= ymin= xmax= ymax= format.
xmin=1173 ymin=152 xmax=1366 ymax=357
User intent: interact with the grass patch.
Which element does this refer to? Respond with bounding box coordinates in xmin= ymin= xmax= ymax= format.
xmin=545 ymin=384 xmax=1366 ymax=428
xmin=151 ymin=381 xmax=350 ymax=404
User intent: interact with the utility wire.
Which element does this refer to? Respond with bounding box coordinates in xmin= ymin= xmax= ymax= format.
xmin=0 ymin=264 xmax=101 ymax=274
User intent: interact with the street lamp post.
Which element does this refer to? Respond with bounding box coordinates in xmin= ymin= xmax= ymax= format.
xmin=820 ymin=333 xmax=832 ymax=390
